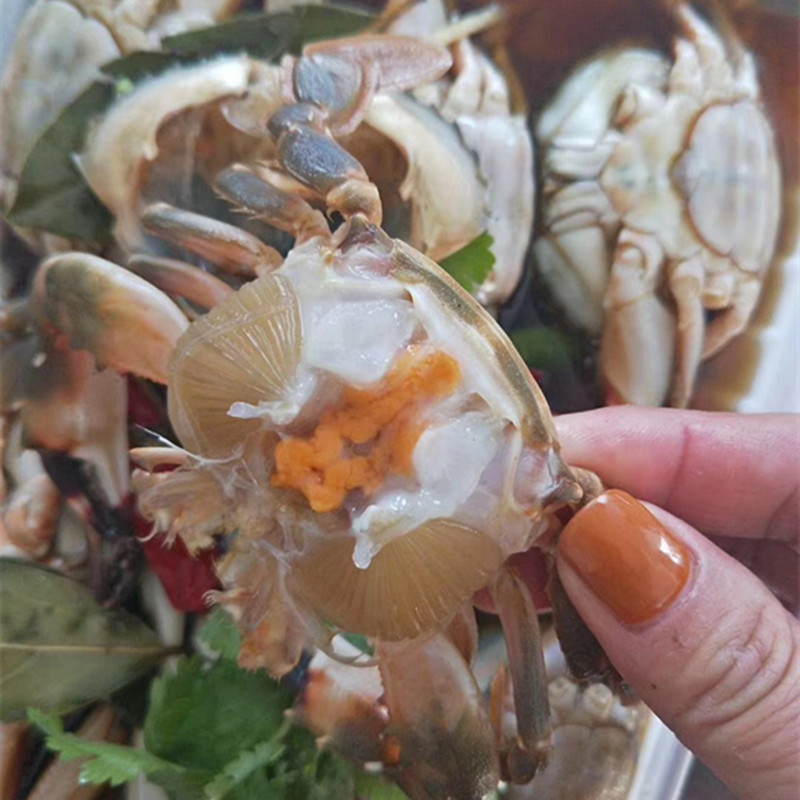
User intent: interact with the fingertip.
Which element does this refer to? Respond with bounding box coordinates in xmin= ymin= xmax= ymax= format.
xmin=555 ymin=494 xmax=800 ymax=800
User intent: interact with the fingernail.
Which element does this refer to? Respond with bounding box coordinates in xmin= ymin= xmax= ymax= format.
xmin=558 ymin=490 xmax=691 ymax=625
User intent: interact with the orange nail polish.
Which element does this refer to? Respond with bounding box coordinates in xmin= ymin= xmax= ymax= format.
xmin=558 ymin=490 xmax=691 ymax=625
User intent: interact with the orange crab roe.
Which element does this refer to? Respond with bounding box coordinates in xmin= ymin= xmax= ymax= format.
xmin=272 ymin=350 xmax=461 ymax=512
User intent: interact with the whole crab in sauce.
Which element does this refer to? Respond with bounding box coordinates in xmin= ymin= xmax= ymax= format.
xmin=533 ymin=2 xmax=783 ymax=407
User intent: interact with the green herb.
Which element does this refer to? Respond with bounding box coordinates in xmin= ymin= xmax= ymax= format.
xmin=340 ymin=632 xmax=375 ymax=657
xmin=205 ymin=726 xmax=288 ymax=799
xmin=144 ymin=657 xmax=291 ymax=772
xmin=0 ymin=559 xmax=170 ymax=721
xmin=198 ymin=607 xmax=242 ymax=661
xmin=27 ymin=708 xmax=181 ymax=786
xmin=509 ymin=327 xmax=575 ymax=371
xmin=7 ymin=4 xmax=374 ymax=244
xmin=29 ymin=651 xmax=408 ymax=798
xmin=354 ymin=772 xmax=412 ymax=799
xmin=438 ymin=233 xmax=495 ymax=293
xmin=6 ymin=82 xmax=114 ymax=242
xmin=161 ymin=5 xmax=373 ymax=59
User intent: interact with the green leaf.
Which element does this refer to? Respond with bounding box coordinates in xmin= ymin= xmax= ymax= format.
xmin=7 ymin=4 xmax=374 ymax=244
xmin=340 ymin=632 xmax=375 ymax=657
xmin=198 ymin=607 xmax=242 ymax=661
xmin=509 ymin=327 xmax=575 ymax=371
xmin=0 ymin=559 xmax=170 ymax=721
xmin=161 ymin=5 xmax=373 ymax=60
xmin=144 ymin=657 xmax=292 ymax=773
xmin=27 ymin=708 xmax=181 ymax=786
xmin=6 ymin=82 xmax=114 ymax=242
xmin=354 ymin=771 xmax=410 ymax=799
xmin=438 ymin=233 xmax=495 ymax=293
xmin=205 ymin=727 xmax=288 ymax=800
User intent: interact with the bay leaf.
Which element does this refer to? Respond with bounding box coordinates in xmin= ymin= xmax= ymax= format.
xmin=6 ymin=4 xmax=374 ymax=245
xmin=0 ymin=559 xmax=171 ymax=721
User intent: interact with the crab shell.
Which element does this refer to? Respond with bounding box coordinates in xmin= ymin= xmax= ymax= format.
xmin=156 ymin=218 xmax=581 ymax=647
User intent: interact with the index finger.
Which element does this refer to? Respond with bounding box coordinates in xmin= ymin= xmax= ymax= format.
xmin=554 ymin=408 xmax=800 ymax=541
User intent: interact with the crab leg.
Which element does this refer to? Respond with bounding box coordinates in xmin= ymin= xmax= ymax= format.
xmin=295 ymin=34 xmax=452 ymax=135
xmin=378 ymin=633 xmax=499 ymax=800
xmin=600 ymin=229 xmax=676 ymax=406
xmin=291 ymin=646 xmax=388 ymax=765
xmin=268 ymin=107 xmax=383 ymax=224
xmin=128 ymin=254 xmax=234 ymax=309
xmin=490 ymin=567 xmax=552 ymax=782
xmin=264 ymin=34 xmax=452 ymax=223
xmin=141 ymin=203 xmax=281 ymax=276
xmin=702 ymin=273 xmax=762 ymax=359
xmin=668 ymin=255 xmax=706 ymax=408
xmin=214 ymin=165 xmax=329 ymax=241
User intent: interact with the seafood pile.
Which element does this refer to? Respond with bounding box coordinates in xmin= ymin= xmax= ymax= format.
xmin=0 ymin=0 xmax=794 ymax=798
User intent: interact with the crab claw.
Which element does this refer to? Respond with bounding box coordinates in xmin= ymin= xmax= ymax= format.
xmin=31 ymin=253 xmax=188 ymax=384
xmin=378 ymin=633 xmax=499 ymax=800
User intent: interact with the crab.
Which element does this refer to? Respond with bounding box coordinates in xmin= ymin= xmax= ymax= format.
xmin=533 ymin=2 xmax=782 ymax=408
xmin=0 ymin=0 xmax=244 ymax=216
xmin=1 ymin=4 xmax=608 ymax=796
xmin=1 ymin=23 xmax=610 ymax=797
xmin=62 ymin=0 xmax=531 ymax=308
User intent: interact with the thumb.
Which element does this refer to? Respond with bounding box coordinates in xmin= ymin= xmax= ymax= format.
xmin=556 ymin=490 xmax=800 ymax=800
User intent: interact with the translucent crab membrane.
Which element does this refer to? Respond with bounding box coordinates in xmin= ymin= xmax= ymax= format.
xmin=168 ymin=236 xmax=566 ymax=642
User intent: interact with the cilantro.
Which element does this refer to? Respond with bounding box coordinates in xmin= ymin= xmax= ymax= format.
xmin=199 ymin=607 xmax=242 ymax=661
xmin=438 ymin=233 xmax=495 ymax=293
xmin=30 ymin=652 xmax=410 ymax=799
xmin=145 ymin=657 xmax=291 ymax=772
xmin=205 ymin=722 xmax=288 ymax=799
xmin=27 ymin=708 xmax=181 ymax=786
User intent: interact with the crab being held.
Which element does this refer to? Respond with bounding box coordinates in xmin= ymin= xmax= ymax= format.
xmin=533 ymin=1 xmax=782 ymax=407
xmin=14 ymin=26 xmax=607 ymax=797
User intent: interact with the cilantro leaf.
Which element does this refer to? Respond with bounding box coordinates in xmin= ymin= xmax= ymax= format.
xmin=438 ymin=233 xmax=495 ymax=293
xmin=198 ymin=607 xmax=242 ymax=661
xmin=205 ymin=725 xmax=288 ymax=799
xmin=144 ymin=657 xmax=292 ymax=773
xmin=27 ymin=708 xmax=181 ymax=786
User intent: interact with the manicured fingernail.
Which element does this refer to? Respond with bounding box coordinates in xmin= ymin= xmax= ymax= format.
xmin=558 ymin=490 xmax=691 ymax=625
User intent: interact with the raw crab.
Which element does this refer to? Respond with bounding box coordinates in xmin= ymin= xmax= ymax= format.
xmin=0 ymin=0 xmax=244 ymax=214
xmin=7 ymin=26 xmax=604 ymax=797
xmin=533 ymin=1 xmax=781 ymax=407
xmin=66 ymin=0 xmax=531 ymax=307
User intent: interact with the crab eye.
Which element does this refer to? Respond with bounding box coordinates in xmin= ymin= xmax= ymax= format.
xmin=289 ymin=518 xmax=503 ymax=641
xmin=168 ymin=274 xmax=302 ymax=458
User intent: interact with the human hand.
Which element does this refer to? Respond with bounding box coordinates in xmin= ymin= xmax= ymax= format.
xmin=553 ymin=408 xmax=800 ymax=800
